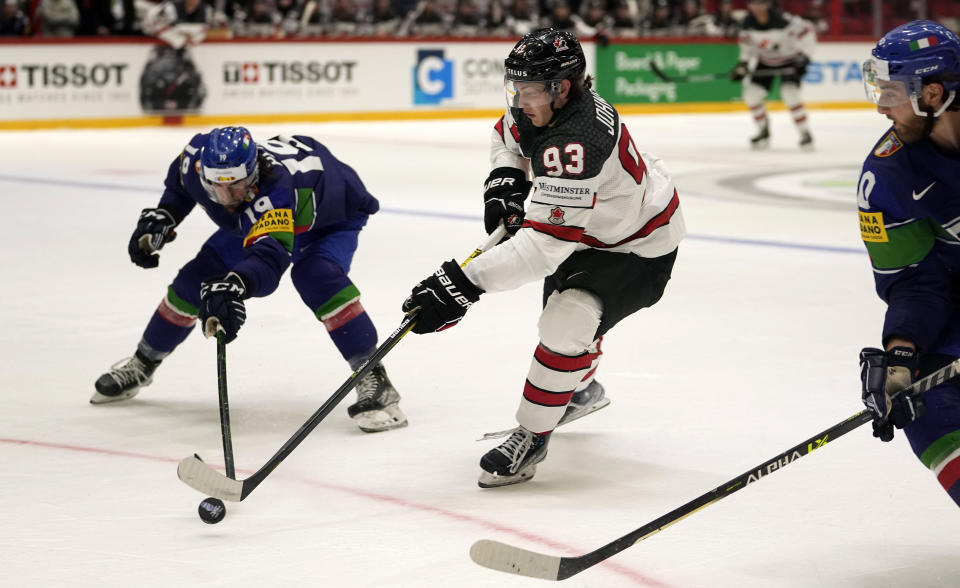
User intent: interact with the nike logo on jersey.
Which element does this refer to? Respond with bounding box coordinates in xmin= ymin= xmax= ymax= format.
xmin=913 ymin=181 xmax=936 ymax=200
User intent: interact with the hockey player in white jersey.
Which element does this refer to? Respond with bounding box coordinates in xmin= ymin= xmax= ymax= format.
xmin=732 ymin=0 xmax=816 ymax=150
xmin=402 ymin=28 xmax=685 ymax=487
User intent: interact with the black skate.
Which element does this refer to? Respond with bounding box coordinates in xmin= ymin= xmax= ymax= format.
xmin=799 ymin=131 xmax=814 ymax=151
xmin=347 ymin=364 xmax=407 ymax=433
xmin=478 ymin=427 xmax=550 ymax=488
xmin=559 ymin=381 xmax=610 ymax=426
xmin=750 ymin=126 xmax=770 ymax=150
xmin=91 ymin=351 xmax=159 ymax=405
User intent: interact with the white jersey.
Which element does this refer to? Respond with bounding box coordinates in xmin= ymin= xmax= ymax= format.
xmin=738 ymin=11 xmax=815 ymax=68
xmin=464 ymin=89 xmax=685 ymax=293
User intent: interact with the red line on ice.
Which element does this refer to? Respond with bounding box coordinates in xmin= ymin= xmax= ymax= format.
xmin=0 ymin=437 xmax=670 ymax=587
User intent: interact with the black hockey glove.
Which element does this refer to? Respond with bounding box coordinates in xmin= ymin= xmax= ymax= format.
xmin=198 ymin=272 xmax=248 ymax=344
xmin=483 ymin=167 xmax=532 ymax=236
xmin=401 ymin=260 xmax=483 ymax=334
xmin=792 ymin=55 xmax=810 ymax=78
xmin=128 ymin=208 xmax=178 ymax=269
xmin=860 ymin=346 xmax=924 ymax=442
xmin=729 ymin=61 xmax=749 ymax=82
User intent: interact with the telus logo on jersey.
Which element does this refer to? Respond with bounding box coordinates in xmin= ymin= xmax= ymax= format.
xmin=0 ymin=63 xmax=127 ymax=89
xmin=222 ymin=61 xmax=356 ymax=85
xmin=414 ymin=49 xmax=453 ymax=105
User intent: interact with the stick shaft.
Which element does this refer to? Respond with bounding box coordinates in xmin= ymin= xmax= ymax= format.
xmin=216 ymin=331 xmax=236 ymax=480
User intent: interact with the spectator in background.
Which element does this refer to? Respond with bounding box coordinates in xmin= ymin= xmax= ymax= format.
xmin=37 ymin=0 xmax=79 ymax=36
xmin=608 ymin=0 xmax=639 ymax=36
xmin=485 ymin=0 xmax=511 ymax=35
xmin=275 ymin=0 xmax=304 ymax=36
xmin=708 ymin=0 xmax=739 ymax=37
xmin=0 ymin=0 xmax=29 ymax=35
xmin=76 ymin=0 xmax=114 ymax=35
xmin=641 ymin=0 xmax=674 ymax=36
xmin=145 ymin=0 xmax=213 ymax=45
xmin=678 ymin=0 xmax=711 ymax=35
xmin=449 ymin=0 xmax=482 ymax=36
xmin=581 ymin=0 xmax=608 ymax=31
xmin=801 ymin=0 xmax=828 ymax=34
xmin=234 ymin=0 xmax=279 ymax=37
xmin=367 ymin=0 xmax=401 ymax=35
xmin=402 ymin=0 xmax=448 ymax=35
xmin=328 ymin=0 xmax=361 ymax=35
xmin=542 ymin=0 xmax=595 ymax=36
xmin=506 ymin=0 xmax=537 ymax=35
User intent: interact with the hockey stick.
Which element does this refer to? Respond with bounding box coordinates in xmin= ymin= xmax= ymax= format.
xmin=216 ymin=330 xmax=236 ymax=480
xmin=469 ymin=357 xmax=960 ymax=581
xmin=178 ymin=225 xmax=509 ymax=501
xmin=649 ymin=60 xmax=797 ymax=84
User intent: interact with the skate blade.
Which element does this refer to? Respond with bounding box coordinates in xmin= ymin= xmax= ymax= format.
xmin=558 ymin=397 xmax=611 ymax=427
xmin=89 ymin=388 xmax=141 ymax=405
xmin=800 ymin=143 xmax=815 ymax=152
xmin=750 ymin=139 xmax=770 ymax=150
xmin=478 ymin=397 xmax=611 ymax=441
xmin=478 ymin=464 xmax=538 ymax=488
xmin=353 ymin=403 xmax=408 ymax=433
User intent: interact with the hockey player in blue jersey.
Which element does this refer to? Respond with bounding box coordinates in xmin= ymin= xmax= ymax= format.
xmin=92 ymin=127 xmax=407 ymax=433
xmin=858 ymin=20 xmax=960 ymax=506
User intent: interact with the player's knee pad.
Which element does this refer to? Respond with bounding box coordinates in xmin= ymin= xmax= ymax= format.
xmin=538 ymin=288 xmax=603 ymax=356
xmin=742 ymin=82 xmax=766 ymax=107
xmin=780 ymin=82 xmax=803 ymax=108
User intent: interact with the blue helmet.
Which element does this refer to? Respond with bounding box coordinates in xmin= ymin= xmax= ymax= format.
xmin=199 ymin=127 xmax=259 ymax=202
xmin=864 ymin=20 xmax=960 ymax=117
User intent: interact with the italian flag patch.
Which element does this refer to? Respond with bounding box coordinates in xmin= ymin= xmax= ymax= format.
xmin=910 ymin=36 xmax=939 ymax=50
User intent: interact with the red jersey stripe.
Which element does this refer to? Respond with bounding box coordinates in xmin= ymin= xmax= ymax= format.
xmin=522 ymin=219 xmax=584 ymax=242
xmin=579 ymin=189 xmax=679 ymax=249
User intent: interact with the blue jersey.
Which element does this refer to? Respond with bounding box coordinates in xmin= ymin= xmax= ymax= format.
xmin=157 ymin=133 xmax=379 ymax=297
xmin=857 ymin=127 xmax=960 ymax=354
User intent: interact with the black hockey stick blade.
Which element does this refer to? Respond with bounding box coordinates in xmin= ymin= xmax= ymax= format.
xmin=178 ymin=226 xmax=508 ymax=502
xmin=470 ymin=358 xmax=960 ymax=581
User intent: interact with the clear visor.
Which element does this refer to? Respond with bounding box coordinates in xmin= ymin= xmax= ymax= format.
xmin=863 ymin=59 xmax=919 ymax=107
xmin=201 ymin=171 xmax=256 ymax=208
xmin=505 ymin=79 xmax=561 ymax=109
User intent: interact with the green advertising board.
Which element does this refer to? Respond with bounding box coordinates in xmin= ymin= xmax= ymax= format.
xmin=595 ymin=43 xmax=781 ymax=104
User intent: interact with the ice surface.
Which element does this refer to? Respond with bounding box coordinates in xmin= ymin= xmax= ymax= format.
xmin=1 ymin=110 xmax=958 ymax=587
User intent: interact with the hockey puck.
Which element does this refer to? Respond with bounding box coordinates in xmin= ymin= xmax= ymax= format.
xmin=198 ymin=497 xmax=226 ymax=524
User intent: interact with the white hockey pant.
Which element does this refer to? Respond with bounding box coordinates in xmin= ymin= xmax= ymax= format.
xmin=516 ymin=288 xmax=603 ymax=434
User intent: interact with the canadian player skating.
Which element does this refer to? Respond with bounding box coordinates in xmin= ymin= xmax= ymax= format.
xmin=857 ymin=20 xmax=960 ymax=506
xmin=402 ymin=29 xmax=685 ymax=487
xmin=93 ymin=127 xmax=407 ymax=433
xmin=731 ymin=0 xmax=816 ymax=150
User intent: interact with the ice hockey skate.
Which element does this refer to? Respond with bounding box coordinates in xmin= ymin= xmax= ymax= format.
xmin=799 ymin=131 xmax=814 ymax=151
xmin=478 ymin=427 xmax=550 ymax=488
xmin=750 ymin=126 xmax=770 ymax=150
xmin=91 ymin=352 xmax=159 ymax=404
xmin=347 ymin=364 xmax=407 ymax=433
xmin=559 ymin=380 xmax=610 ymax=426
